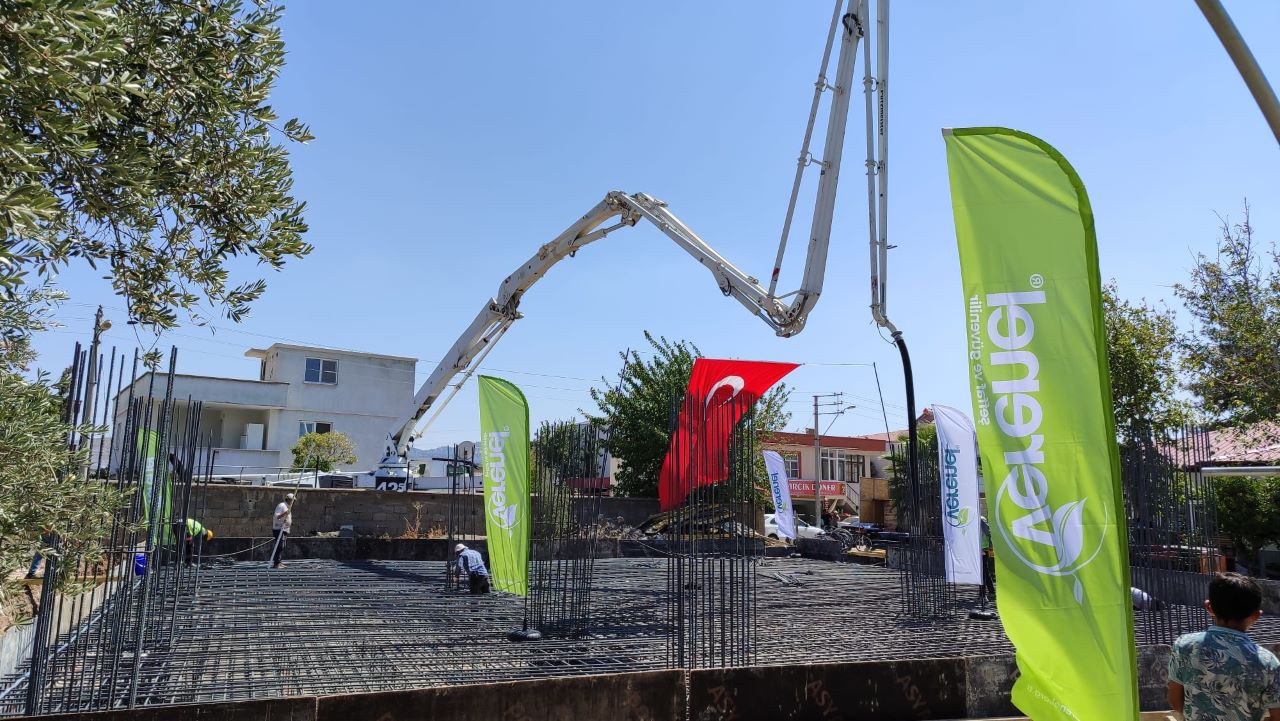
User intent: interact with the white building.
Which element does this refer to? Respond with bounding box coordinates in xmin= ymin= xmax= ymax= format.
xmin=112 ymin=343 xmax=416 ymax=476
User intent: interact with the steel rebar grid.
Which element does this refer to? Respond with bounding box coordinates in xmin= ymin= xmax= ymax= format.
xmin=893 ymin=432 xmax=956 ymax=618
xmin=524 ymin=421 xmax=609 ymax=638
xmin=1122 ymin=423 xmax=1220 ymax=645
xmin=8 ymin=344 xmax=212 ymax=716
xmin=8 ymin=556 xmax=1275 ymax=716
xmin=662 ymin=391 xmax=760 ymax=671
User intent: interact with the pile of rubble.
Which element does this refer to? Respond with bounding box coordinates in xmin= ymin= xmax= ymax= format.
xmin=636 ymin=504 xmax=771 ymax=541
xmin=573 ymin=505 xmax=789 ymax=548
xmin=577 ymin=515 xmax=647 ymax=541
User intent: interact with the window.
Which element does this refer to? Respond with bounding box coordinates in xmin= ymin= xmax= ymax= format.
xmin=299 ymin=421 xmax=332 ymax=437
xmin=820 ymin=449 xmax=864 ymax=483
xmin=305 ymin=357 xmax=338 ymax=384
xmin=783 ymin=453 xmax=801 ymax=480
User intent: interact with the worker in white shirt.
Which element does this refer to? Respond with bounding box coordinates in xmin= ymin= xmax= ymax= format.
xmin=270 ymin=492 xmax=294 ymax=569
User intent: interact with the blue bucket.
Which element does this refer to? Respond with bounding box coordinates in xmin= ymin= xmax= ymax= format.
xmin=133 ymin=552 xmax=147 ymax=576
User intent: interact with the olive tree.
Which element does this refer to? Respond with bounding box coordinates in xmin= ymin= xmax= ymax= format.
xmin=588 ymin=332 xmax=790 ymax=499
xmin=1 ymin=1 xmax=312 ymax=328
xmin=291 ymin=431 xmax=357 ymax=472
xmin=1 ymin=289 xmax=121 ymax=622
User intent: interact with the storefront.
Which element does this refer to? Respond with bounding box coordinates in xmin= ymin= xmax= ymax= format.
xmin=761 ymin=430 xmax=889 ymax=526
xmin=786 ymin=478 xmax=857 ymax=526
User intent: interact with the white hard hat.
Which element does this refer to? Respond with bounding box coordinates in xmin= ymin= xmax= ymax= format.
xmin=285 ymin=493 xmax=295 ymax=500
xmin=455 ymin=543 xmax=466 ymax=553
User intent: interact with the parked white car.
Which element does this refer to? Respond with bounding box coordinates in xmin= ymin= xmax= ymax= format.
xmin=764 ymin=513 xmax=826 ymax=542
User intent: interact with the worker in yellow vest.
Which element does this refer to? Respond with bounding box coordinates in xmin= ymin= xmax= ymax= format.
xmin=173 ymin=518 xmax=213 ymax=568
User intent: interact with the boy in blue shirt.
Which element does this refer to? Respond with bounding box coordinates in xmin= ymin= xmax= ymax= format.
xmin=1168 ymin=572 xmax=1280 ymax=720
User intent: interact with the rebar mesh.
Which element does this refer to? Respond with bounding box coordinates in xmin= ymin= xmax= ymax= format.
xmin=1123 ymin=424 xmax=1220 ymax=645
xmin=893 ymin=434 xmax=955 ymax=618
xmin=7 ymin=345 xmax=213 ymax=716
xmin=522 ymin=421 xmax=609 ymax=637
xmin=661 ymin=392 xmax=761 ymax=670
xmin=7 ymin=556 xmax=1274 ymax=716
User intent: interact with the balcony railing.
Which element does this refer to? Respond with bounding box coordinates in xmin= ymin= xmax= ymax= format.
xmin=201 ymin=465 xmax=321 ymax=487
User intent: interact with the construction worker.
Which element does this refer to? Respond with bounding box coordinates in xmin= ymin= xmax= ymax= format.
xmin=174 ymin=518 xmax=213 ymax=568
xmin=454 ymin=543 xmax=490 ymax=594
xmin=270 ymin=492 xmax=294 ymax=569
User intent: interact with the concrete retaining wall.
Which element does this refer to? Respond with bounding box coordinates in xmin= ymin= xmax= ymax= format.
xmin=202 ymin=537 xmax=494 ymax=563
xmin=315 ymin=670 xmax=682 ymax=721
xmin=20 ymin=670 xmax=683 ymax=721
xmin=17 ymin=651 xmax=1191 ymax=721
xmin=688 ymin=651 xmax=1177 ymax=721
xmin=201 ymin=537 xmax=768 ymax=563
xmin=690 ymin=657 xmax=968 ymax=720
xmin=961 ymin=648 xmax=1175 ymax=719
xmin=195 ymin=485 xmax=660 ymax=538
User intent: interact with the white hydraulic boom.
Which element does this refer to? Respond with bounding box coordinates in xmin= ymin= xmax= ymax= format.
xmin=378 ymin=1 xmax=868 ymax=473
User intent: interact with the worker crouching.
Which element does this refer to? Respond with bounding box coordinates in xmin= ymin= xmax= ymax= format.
xmin=172 ymin=518 xmax=213 ymax=568
xmin=454 ymin=543 xmax=490 ymax=594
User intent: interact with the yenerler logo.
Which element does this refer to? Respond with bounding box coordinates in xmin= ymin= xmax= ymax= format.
xmin=484 ymin=428 xmax=519 ymax=534
xmin=984 ymin=290 xmax=1107 ymax=603
xmin=941 ymin=445 xmax=973 ymax=532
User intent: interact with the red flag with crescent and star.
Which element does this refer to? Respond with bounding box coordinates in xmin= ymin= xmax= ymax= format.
xmin=658 ymin=358 xmax=799 ymax=511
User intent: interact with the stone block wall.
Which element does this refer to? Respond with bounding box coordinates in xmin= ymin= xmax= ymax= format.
xmin=193 ymin=485 xmax=660 ymax=538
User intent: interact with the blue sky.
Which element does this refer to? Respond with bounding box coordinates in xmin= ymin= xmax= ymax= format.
xmin=35 ymin=1 xmax=1280 ymax=451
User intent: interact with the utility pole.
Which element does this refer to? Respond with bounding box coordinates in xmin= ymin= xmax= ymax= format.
xmin=813 ymin=397 xmax=820 ymax=527
xmin=81 ymin=306 xmax=107 ymax=426
xmin=79 ymin=307 xmax=111 ymax=479
xmin=812 ymin=392 xmax=844 ymax=528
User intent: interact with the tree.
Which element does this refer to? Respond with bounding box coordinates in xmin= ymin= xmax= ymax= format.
xmin=291 ymin=432 xmax=356 ymax=472
xmin=1 ymin=1 xmax=312 ymax=329
xmin=588 ymin=332 xmax=791 ymax=498
xmin=1213 ymin=475 xmax=1280 ymax=577
xmin=1102 ymin=281 xmax=1187 ymax=442
xmin=1 ymin=288 xmax=122 ymax=621
xmin=884 ymin=423 xmax=936 ymax=531
xmin=1174 ymin=203 xmax=1280 ymax=427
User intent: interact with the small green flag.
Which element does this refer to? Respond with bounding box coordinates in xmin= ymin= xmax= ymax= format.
xmin=944 ymin=127 xmax=1137 ymax=721
xmin=478 ymin=375 xmax=530 ymax=595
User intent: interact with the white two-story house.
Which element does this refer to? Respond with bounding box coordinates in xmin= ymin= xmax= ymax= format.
xmin=112 ymin=343 xmax=416 ymax=476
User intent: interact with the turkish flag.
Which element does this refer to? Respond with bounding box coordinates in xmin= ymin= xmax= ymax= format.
xmin=658 ymin=358 xmax=799 ymax=511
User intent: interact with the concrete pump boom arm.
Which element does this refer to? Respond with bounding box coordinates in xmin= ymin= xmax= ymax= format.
xmin=385 ymin=0 xmax=864 ymax=454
